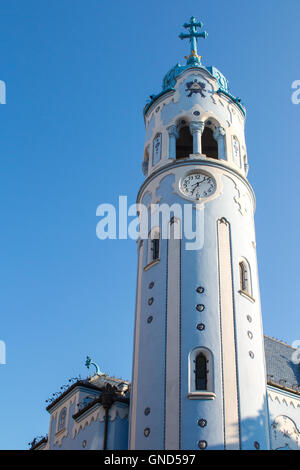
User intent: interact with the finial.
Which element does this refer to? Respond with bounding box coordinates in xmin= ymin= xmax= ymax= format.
xmin=85 ymin=356 xmax=104 ymax=376
xmin=178 ymin=16 xmax=208 ymax=65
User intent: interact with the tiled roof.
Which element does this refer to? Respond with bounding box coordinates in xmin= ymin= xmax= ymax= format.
xmin=264 ymin=335 xmax=300 ymax=393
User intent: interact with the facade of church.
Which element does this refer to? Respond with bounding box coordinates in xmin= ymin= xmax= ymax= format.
xmin=30 ymin=18 xmax=300 ymax=451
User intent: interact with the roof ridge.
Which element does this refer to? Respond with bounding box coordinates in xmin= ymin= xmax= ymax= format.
xmin=264 ymin=334 xmax=297 ymax=350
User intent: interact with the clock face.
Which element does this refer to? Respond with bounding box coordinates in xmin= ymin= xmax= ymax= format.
xmin=180 ymin=172 xmax=216 ymax=200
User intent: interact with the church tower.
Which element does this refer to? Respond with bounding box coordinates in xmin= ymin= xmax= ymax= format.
xmin=129 ymin=17 xmax=270 ymax=450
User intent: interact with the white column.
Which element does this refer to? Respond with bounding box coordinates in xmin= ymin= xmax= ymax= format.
xmin=189 ymin=121 xmax=205 ymax=154
xmin=164 ymin=218 xmax=181 ymax=450
xmin=217 ymin=218 xmax=240 ymax=450
xmin=167 ymin=125 xmax=179 ymax=159
xmin=129 ymin=240 xmax=144 ymax=449
xmin=213 ymin=126 xmax=226 ymax=160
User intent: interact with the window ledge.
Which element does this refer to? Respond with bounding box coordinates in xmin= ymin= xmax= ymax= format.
xmin=238 ymin=290 xmax=255 ymax=303
xmin=187 ymin=392 xmax=216 ymax=400
xmin=144 ymin=259 xmax=160 ymax=271
xmin=55 ymin=427 xmax=66 ymax=436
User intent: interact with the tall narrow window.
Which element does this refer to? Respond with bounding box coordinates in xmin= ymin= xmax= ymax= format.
xmin=142 ymin=146 xmax=150 ymax=176
xmin=152 ymin=237 xmax=159 ymax=261
xmin=147 ymin=227 xmax=160 ymax=266
xmin=188 ymin=348 xmax=215 ymax=399
xmin=152 ymin=133 xmax=162 ymax=166
xmin=195 ymin=353 xmax=207 ymax=391
xmin=239 ymin=259 xmax=252 ymax=296
xmin=202 ymin=127 xmax=218 ymax=158
xmin=58 ymin=407 xmax=67 ymax=431
xmin=176 ymin=125 xmax=193 ymax=159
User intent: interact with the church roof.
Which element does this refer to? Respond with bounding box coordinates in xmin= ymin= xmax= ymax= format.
xmin=264 ymin=335 xmax=300 ymax=394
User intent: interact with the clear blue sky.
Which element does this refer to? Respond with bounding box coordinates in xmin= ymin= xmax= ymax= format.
xmin=0 ymin=0 xmax=299 ymax=450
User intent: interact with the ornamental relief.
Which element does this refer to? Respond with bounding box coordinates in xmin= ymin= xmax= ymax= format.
xmin=271 ymin=415 xmax=300 ymax=450
xmin=223 ymin=174 xmax=253 ymax=217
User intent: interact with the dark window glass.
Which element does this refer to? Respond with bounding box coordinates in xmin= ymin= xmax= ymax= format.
xmin=195 ymin=353 xmax=207 ymax=390
xmin=176 ymin=126 xmax=193 ymax=159
xmin=202 ymin=127 xmax=218 ymax=159
xmin=152 ymin=238 xmax=160 ymax=260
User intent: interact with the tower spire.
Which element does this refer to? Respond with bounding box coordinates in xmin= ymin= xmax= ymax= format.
xmin=178 ymin=16 xmax=208 ymax=65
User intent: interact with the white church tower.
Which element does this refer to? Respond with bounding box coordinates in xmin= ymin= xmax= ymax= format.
xmin=129 ymin=17 xmax=270 ymax=450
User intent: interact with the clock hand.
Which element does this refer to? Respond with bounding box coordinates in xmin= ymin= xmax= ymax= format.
xmin=191 ymin=182 xmax=201 ymax=194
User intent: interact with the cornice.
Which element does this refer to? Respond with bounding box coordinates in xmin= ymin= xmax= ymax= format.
xmin=46 ymin=381 xmax=101 ymax=413
xmin=137 ymin=158 xmax=256 ymax=211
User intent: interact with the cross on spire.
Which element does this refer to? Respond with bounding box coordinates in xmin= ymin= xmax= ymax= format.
xmin=178 ymin=16 xmax=208 ymax=65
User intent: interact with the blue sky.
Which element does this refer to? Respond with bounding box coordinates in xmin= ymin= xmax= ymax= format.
xmin=0 ymin=0 xmax=299 ymax=449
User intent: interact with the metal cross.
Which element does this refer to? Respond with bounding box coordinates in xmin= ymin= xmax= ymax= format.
xmin=178 ymin=16 xmax=208 ymax=62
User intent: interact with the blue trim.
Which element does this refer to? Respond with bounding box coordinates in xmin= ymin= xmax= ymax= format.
xmin=143 ymin=88 xmax=175 ymax=116
xmin=216 ymin=89 xmax=246 ymax=116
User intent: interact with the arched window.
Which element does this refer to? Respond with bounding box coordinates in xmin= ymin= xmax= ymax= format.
xmin=148 ymin=227 xmax=160 ymax=265
xmin=58 ymin=407 xmax=67 ymax=431
xmin=188 ymin=348 xmax=215 ymax=399
xmin=239 ymin=259 xmax=252 ymax=296
xmin=202 ymin=127 xmax=218 ymax=159
xmin=176 ymin=124 xmax=193 ymax=159
xmin=152 ymin=133 xmax=162 ymax=166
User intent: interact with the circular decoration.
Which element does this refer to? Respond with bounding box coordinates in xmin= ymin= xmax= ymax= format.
xmin=144 ymin=428 xmax=150 ymax=437
xmin=198 ymin=440 xmax=207 ymax=449
xmin=196 ymin=304 xmax=205 ymax=312
xmin=247 ymin=331 xmax=253 ymax=340
xmin=147 ymin=316 xmax=153 ymax=324
xmin=148 ymin=297 xmax=154 ymax=306
xmin=198 ymin=419 xmax=207 ymax=428
xmin=197 ymin=323 xmax=205 ymax=331
xmin=180 ymin=171 xmax=216 ymax=200
xmin=82 ymin=440 xmax=87 ymax=448
xmin=144 ymin=407 xmax=151 ymax=416
xmin=254 ymin=441 xmax=260 ymax=450
xmin=148 ymin=281 xmax=154 ymax=289
xmin=247 ymin=315 xmax=252 ymax=323
xmin=196 ymin=286 xmax=205 ymax=294
xmin=193 ymin=110 xmax=200 ymax=116
xmin=249 ymin=351 xmax=255 ymax=359
xmin=155 ymin=107 xmax=160 ymax=113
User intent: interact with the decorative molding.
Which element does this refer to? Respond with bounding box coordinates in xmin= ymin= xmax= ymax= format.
xmin=238 ymin=290 xmax=256 ymax=303
xmin=72 ymin=403 xmax=129 ymax=439
xmin=187 ymin=392 xmax=216 ymax=400
xmin=189 ymin=120 xmax=205 ymax=135
xmin=53 ymin=395 xmax=77 ymax=447
xmin=268 ymin=388 xmax=300 ymax=409
xmin=271 ymin=415 xmax=300 ymax=450
xmin=223 ymin=174 xmax=252 ymax=216
xmin=167 ymin=124 xmax=179 ymax=138
xmin=137 ymin=159 xmax=256 ymax=211
xmin=144 ymin=259 xmax=160 ymax=271
xmin=213 ymin=126 xmax=226 ymax=141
